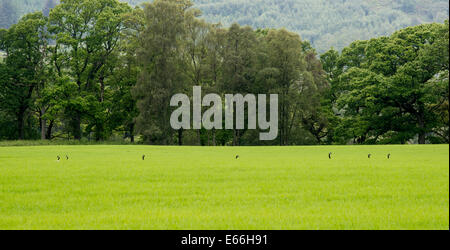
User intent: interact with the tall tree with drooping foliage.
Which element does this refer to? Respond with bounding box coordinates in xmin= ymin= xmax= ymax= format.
xmin=133 ymin=0 xmax=193 ymax=145
xmin=260 ymin=29 xmax=306 ymax=145
xmin=220 ymin=23 xmax=259 ymax=146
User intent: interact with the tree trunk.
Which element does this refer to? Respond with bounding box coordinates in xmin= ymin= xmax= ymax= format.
xmin=41 ymin=118 xmax=46 ymax=140
xmin=17 ymin=113 xmax=25 ymax=140
xmin=280 ymin=95 xmax=285 ymax=146
xmin=178 ymin=129 xmax=183 ymax=146
xmin=418 ymin=113 xmax=426 ymax=144
xmin=129 ymin=123 xmax=135 ymax=143
xmin=17 ymin=106 xmax=27 ymax=140
xmin=46 ymin=120 xmax=54 ymax=140
xmin=418 ymin=132 xmax=426 ymax=144
xmin=284 ymin=102 xmax=289 ymax=145
xmin=73 ymin=113 xmax=81 ymax=140
xmin=40 ymin=108 xmax=46 ymax=140
xmin=95 ymin=123 xmax=103 ymax=141
xmin=99 ymin=76 xmax=105 ymax=103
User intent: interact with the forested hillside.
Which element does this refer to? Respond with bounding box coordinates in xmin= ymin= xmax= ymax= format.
xmin=195 ymin=0 xmax=449 ymax=52
xmin=1 ymin=0 xmax=448 ymax=52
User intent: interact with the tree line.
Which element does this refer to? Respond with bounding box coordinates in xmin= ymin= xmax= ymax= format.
xmin=0 ymin=0 xmax=448 ymax=145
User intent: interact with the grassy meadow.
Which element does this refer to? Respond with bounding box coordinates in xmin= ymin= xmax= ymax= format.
xmin=0 ymin=145 xmax=448 ymax=230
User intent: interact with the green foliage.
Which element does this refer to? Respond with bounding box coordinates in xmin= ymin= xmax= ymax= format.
xmin=322 ymin=21 xmax=449 ymax=144
xmin=48 ymin=0 xmax=133 ymax=140
xmin=133 ymin=1 xmax=330 ymax=145
xmin=0 ymin=12 xmax=49 ymax=140
xmin=133 ymin=0 xmax=192 ymax=144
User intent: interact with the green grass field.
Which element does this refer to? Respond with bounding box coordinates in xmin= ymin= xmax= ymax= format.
xmin=0 ymin=145 xmax=448 ymax=230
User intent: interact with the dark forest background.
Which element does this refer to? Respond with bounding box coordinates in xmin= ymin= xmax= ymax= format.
xmin=0 ymin=0 xmax=448 ymax=145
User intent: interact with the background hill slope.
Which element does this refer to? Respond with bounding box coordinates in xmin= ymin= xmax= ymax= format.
xmin=1 ymin=0 xmax=449 ymax=52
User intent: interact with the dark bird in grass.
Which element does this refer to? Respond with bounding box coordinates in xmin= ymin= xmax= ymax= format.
xmin=236 ymin=155 xmax=239 ymax=159
xmin=57 ymin=156 xmax=60 ymax=161
xmin=387 ymin=154 xmax=391 ymax=159
xmin=66 ymin=155 xmax=69 ymax=160
xmin=368 ymin=154 xmax=371 ymax=159
xmin=328 ymin=152 xmax=332 ymax=159
xmin=142 ymin=155 xmax=145 ymax=160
